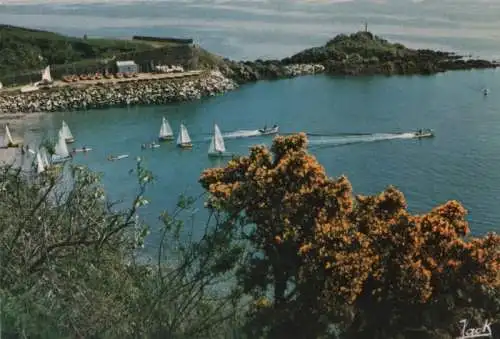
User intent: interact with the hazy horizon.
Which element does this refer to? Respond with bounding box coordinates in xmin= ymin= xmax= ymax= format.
xmin=1 ymin=0 xmax=499 ymax=60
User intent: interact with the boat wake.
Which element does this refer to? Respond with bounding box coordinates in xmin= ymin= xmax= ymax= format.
xmin=308 ymin=132 xmax=418 ymax=147
xmin=202 ymin=129 xmax=263 ymax=141
xmin=222 ymin=129 xmax=263 ymax=139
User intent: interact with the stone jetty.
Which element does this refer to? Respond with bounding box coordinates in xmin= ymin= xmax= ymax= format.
xmin=0 ymin=71 xmax=237 ymax=114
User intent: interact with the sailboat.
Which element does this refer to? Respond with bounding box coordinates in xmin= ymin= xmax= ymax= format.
xmin=61 ymin=121 xmax=75 ymax=143
xmin=40 ymin=146 xmax=51 ymax=168
xmin=176 ymin=124 xmax=192 ymax=149
xmin=51 ymin=130 xmax=72 ymax=164
xmin=20 ymin=66 xmax=53 ymax=93
xmin=40 ymin=66 xmax=53 ymax=84
xmin=36 ymin=151 xmax=45 ymax=174
xmin=2 ymin=125 xmax=14 ymax=147
xmin=158 ymin=117 xmax=174 ymax=141
xmin=208 ymin=123 xmax=230 ymax=157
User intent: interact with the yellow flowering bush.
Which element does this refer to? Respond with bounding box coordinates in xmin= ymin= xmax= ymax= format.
xmin=199 ymin=133 xmax=500 ymax=339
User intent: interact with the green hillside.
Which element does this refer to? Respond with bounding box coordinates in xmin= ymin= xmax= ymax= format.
xmin=0 ymin=25 xmax=160 ymax=77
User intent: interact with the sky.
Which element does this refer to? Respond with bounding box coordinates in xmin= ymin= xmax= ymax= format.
xmin=1 ymin=0 xmax=499 ymax=60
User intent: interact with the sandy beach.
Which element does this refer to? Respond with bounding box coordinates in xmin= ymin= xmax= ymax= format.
xmin=0 ymin=147 xmax=20 ymax=167
xmin=0 ymin=112 xmax=47 ymax=166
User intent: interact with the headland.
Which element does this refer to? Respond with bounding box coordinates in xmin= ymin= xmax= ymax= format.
xmin=0 ymin=25 xmax=497 ymax=114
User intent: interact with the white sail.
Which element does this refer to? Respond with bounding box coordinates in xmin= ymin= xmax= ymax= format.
xmin=209 ymin=124 xmax=226 ymax=154
xmin=214 ymin=124 xmax=226 ymax=152
xmin=177 ymin=124 xmax=191 ymax=145
xmin=36 ymin=151 xmax=45 ymax=174
xmin=40 ymin=147 xmax=50 ymax=167
xmin=4 ymin=125 xmax=13 ymax=146
xmin=41 ymin=66 xmax=52 ymax=83
xmin=54 ymin=130 xmax=69 ymax=158
xmin=61 ymin=121 xmax=74 ymax=140
xmin=159 ymin=117 xmax=173 ymax=138
xmin=208 ymin=136 xmax=216 ymax=154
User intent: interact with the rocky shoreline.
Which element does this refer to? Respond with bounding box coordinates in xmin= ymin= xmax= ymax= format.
xmin=215 ymin=32 xmax=499 ymax=84
xmin=0 ymin=64 xmax=324 ymax=114
xmin=0 ymin=71 xmax=238 ymax=114
xmin=1 ymin=31 xmax=499 ymax=114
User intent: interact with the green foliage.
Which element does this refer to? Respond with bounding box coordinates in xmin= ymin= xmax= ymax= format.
xmin=200 ymin=133 xmax=500 ymax=339
xmin=0 ymin=160 xmax=247 ymax=338
xmin=0 ymin=25 xmax=155 ymax=77
xmin=279 ymin=31 xmax=466 ymax=76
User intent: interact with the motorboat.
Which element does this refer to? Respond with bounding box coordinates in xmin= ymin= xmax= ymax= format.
xmin=258 ymin=124 xmax=279 ymax=135
xmin=108 ymin=154 xmax=129 ymax=161
xmin=72 ymin=146 xmax=93 ymax=153
xmin=414 ymin=129 xmax=435 ymax=138
xmin=141 ymin=142 xmax=160 ymax=149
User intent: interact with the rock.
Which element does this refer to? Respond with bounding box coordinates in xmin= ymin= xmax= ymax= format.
xmin=0 ymin=71 xmax=238 ymax=114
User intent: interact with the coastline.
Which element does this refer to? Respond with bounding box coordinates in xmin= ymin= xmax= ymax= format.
xmin=1 ymin=30 xmax=498 ymax=115
xmin=0 ymin=70 xmax=237 ymax=114
xmin=0 ymin=65 xmax=325 ymax=114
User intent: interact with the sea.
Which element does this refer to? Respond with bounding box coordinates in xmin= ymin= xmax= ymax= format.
xmin=1 ymin=0 xmax=500 ymax=244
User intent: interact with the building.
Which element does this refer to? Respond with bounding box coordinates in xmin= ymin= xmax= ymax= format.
xmin=116 ymin=60 xmax=138 ymax=74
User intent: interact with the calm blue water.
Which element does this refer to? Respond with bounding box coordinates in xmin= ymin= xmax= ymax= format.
xmin=19 ymin=69 xmax=500 ymax=243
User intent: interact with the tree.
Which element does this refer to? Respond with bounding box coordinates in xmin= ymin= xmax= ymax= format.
xmin=0 ymin=160 xmax=246 ymax=339
xmin=199 ymin=133 xmax=500 ymax=339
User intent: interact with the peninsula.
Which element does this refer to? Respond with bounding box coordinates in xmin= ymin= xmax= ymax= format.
xmin=0 ymin=25 xmax=496 ymax=114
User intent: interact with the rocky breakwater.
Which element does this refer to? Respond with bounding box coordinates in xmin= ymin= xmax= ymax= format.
xmin=0 ymin=71 xmax=237 ymax=114
xmin=218 ymin=60 xmax=325 ymax=84
xmin=213 ymin=31 xmax=498 ymax=84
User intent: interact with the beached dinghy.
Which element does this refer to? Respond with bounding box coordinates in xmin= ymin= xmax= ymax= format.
xmin=208 ymin=123 xmax=232 ymax=158
xmin=158 ymin=117 xmax=174 ymax=141
xmin=176 ymin=124 xmax=193 ymax=149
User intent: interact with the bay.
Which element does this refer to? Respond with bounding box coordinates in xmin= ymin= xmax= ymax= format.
xmin=19 ymin=69 xmax=500 ymax=242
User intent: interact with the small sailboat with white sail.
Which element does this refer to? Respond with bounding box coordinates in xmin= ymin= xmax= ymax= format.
xmin=51 ymin=130 xmax=72 ymax=164
xmin=176 ymin=123 xmax=192 ymax=149
xmin=20 ymin=65 xmax=54 ymax=93
xmin=2 ymin=125 xmax=15 ymax=148
xmin=40 ymin=146 xmax=51 ymax=168
xmin=208 ymin=123 xmax=231 ymax=158
xmin=40 ymin=66 xmax=53 ymax=85
xmin=61 ymin=121 xmax=75 ymax=143
xmin=158 ymin=117 xmax=174 ymax=141
xmin=35 ymin=151 xmax=45 ymax=174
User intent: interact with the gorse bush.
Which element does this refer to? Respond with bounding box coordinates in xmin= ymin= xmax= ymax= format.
xmin=200 ymin=133 xmax=500 ymax=339
xmin=0 ymin=134 xmax=498 ymax=339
